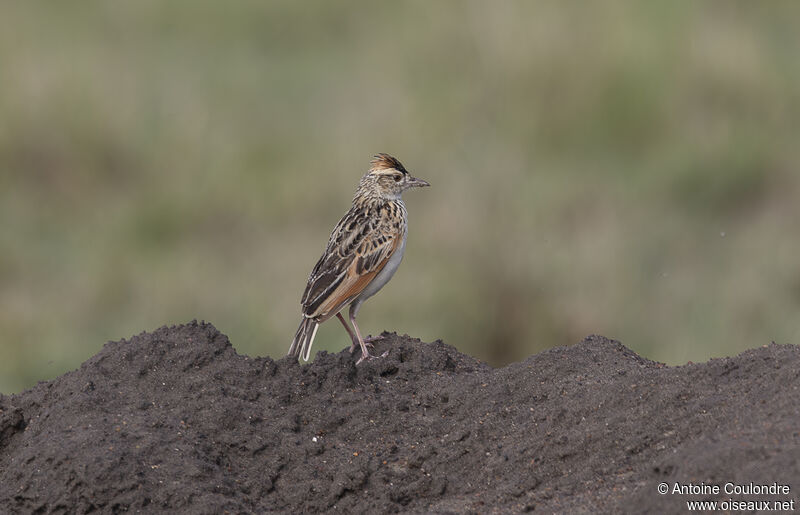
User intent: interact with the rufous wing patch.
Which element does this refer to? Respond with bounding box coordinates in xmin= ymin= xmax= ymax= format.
xmin=311 ymin=235 xmax=401 ymax=321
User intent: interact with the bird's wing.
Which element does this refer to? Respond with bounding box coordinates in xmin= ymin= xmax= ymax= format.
xmin=300 ymin=205 xmax=401 ymax=321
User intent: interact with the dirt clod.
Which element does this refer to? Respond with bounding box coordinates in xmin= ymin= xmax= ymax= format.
xmin=1 ymin=322 xmax=798 ymax=513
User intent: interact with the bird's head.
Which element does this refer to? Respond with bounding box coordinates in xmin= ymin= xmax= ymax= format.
xmin=356 ymin=153 xmax=430 ymax=201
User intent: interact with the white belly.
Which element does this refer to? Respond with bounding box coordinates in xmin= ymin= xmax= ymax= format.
xmin=350 ymin=231 xmax=406 ymax=315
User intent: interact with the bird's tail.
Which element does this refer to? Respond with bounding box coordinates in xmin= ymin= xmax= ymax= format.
xmin=288 ymin=317 xmax=320 ymax=362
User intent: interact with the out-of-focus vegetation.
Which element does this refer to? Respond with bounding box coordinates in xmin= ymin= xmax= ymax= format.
xmin=2 ymin=1 xmax=799 ymax=393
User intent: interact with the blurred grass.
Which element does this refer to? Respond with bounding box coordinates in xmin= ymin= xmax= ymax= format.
xmin=2 ymin=1 xmax=799 ymax=393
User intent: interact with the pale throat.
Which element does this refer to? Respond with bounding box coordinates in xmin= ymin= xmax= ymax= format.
xmin=383 ymin=190 xmax=402 ymax=201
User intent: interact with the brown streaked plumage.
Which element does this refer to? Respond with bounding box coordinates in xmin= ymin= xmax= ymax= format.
xmin=288 ymin=154 xmax=429 ymax=364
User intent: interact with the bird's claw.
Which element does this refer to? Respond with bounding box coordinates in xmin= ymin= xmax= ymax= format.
xmin=356 ymin=350 xmax=389 ymax=365
xmin=349 ymin=340 xmax=375 ymax=354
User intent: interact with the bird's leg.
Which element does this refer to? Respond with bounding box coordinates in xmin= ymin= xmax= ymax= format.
xmin=336 ymin=312 xmax=369 ymax=353
xmin=349 ymin=309 xmax=388 ymax=364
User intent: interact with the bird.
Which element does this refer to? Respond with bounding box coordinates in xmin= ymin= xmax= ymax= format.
xmin=288 ymin=154 xmax=429 ymax=364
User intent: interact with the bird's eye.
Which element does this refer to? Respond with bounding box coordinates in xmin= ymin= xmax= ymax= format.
xmin=393 ymin=175 xmax=402 ymax=182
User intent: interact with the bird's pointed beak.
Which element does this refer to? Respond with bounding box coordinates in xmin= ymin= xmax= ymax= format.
xmin=406 ymin=176 xmax=430 ymax=188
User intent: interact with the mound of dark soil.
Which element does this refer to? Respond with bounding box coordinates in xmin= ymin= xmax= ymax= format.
xmin=1 ymin=321 xmax=798 ymax=513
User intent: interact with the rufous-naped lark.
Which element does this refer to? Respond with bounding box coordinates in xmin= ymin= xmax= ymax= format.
xmin=288 ymin=154 xmax=429 ymax=364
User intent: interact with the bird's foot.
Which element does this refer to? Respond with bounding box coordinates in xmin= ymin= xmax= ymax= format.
xmin=356 ymin=350 xmax=389 ymax=365
xmin=349 ymin=340 xmax=375 ymax=353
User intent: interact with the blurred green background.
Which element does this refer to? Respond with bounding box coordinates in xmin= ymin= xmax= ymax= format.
xmin=2 ymin=1 xmax=799 ymax=394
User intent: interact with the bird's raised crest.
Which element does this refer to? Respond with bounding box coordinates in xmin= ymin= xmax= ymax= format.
xmin=370 ymin=153 xmax=408 ymax=174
